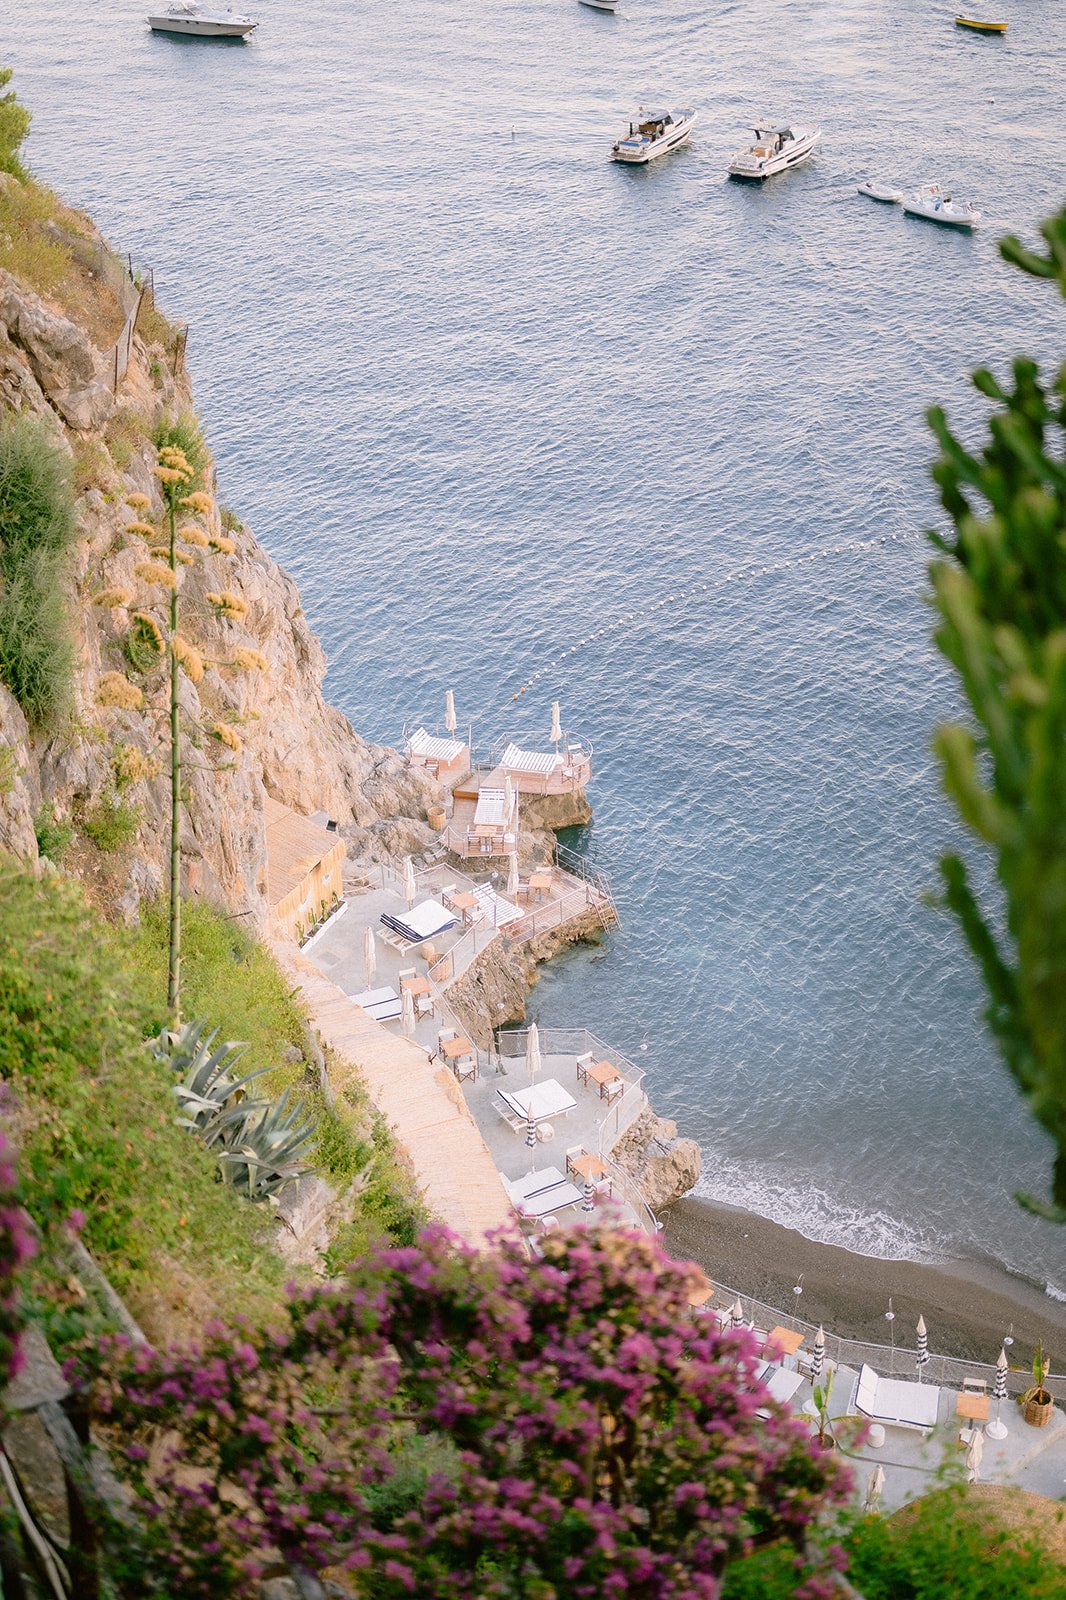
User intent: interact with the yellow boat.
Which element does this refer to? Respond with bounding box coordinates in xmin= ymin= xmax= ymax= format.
xmin=954 ymin=16 xmax=1008 ymax=32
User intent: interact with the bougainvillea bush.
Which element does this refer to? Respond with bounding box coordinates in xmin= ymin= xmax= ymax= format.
xmin=75 ymin=1226 xmax=850 ymax=1598
xmin=0 ymin=1123 xmax=34 ymax=1387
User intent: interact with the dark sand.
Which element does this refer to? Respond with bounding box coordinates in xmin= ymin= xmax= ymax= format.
xmin=663 ymin=1196 xmax=1066 ymax=1364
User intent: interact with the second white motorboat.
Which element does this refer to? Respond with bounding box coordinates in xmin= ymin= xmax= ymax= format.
xmin=857 ymin=180 xmax=904 ymax=204
xmin=579 ymin=0 xmax=618 ymax=9
xmin=901 ymin=182 xmax=982 ymax=231
xmin=728 ymin=124 xmax=821 ymax=180
xmin=611 ymin=108 xmax=697 ymax=164
xmin=147 ymin=3 xmax=258 ymax=37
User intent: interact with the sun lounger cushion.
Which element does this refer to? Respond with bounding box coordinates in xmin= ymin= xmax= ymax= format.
xmin=406 ymin=728 xmax=465 ymax=763
xmin=852 ymin=1364 xmax=940 ymax=1430
xmin=380 ymin=899 xmax=459 ymax=943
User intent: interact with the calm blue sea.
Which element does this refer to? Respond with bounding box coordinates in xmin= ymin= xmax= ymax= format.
xmin=10 ymin=0 xmax=1066 ymax=1288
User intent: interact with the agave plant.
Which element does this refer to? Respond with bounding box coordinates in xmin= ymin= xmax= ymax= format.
xmin=152 ymin=1019 xmax=269 ymax=1147
xmin=218 ymin=1089 xmax=317 ymax=1203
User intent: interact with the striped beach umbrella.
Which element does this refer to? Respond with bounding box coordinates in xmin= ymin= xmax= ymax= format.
xmin=445 ymin=689 xmax=457 ymax=734
xmin=810 ymin=1326 xmax=826 ymax=1386
xmin=987 ymin=1346 xmax=1010 ymax=1440
xmin=526 ymin=1106 xmax=538 ymax=1171
xmin=915 ymin=1315 xmax=929 ymax=1381
xmin=730 ymin=1298 xmax=745 ymax=1331
xmin=582 ymin=1178 xmax=595 ymax=1215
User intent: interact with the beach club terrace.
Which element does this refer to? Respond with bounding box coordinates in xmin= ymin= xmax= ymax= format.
xmin=676 ymin=1287 xmax=1066 ymax=1517
xmin=403 ymin=725 xmax=470 ymax=784
xmin=445 ymin=777 xmax=520 ymax=859
xmin=459 ymin=1026 xmax=657 ymax=1240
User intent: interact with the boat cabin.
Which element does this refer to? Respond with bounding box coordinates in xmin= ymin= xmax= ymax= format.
xmin=751 ymin=126 xmax=792 ymax=157
xmin=632 ymin=109 xmax=673 ymax=138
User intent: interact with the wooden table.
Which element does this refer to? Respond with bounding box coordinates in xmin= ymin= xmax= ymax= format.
xmin=768 ymin=1326 xmax=806 ymax=1359
xmin=586 ymin=1060 xmax=622 ymax=1098
xmin=399 ymin=974 xmax=430 ymax=998
xmin=527 ymin=870 xmax=552 ymax=900
xmin=447 ymin=890 xmax=479 ymax=922
xmin=569 ymin=1153 xmax=608 ymax=1184
xmin=955 ymin=1391 xmax=990 ymax=1423
xmin=440 ymin=1035 xmax=475 ymax=1061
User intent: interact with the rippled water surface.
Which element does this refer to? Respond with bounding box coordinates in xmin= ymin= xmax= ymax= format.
xmin=10 ymin=0 xmax=1066 ymax=1284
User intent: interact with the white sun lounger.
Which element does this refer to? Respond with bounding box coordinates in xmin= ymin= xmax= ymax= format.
xmin=851 ymin=1364 xmax=941 ymax=1431
xmin=500 ymin=743 xmax=563 ymax=777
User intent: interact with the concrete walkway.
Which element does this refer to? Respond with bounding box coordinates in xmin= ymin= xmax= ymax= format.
xmin=275 ymin=943 xmax=513 ymax=1248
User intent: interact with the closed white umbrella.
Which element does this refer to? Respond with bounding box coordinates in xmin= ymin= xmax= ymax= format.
xmin=506 ymin=850 xmax=520 ymax=898
xmin=965 ymin=1427 xmax=984 ymax=1484
xmin=810 ymin=1325 xmax=826 ymax=1386
xmin=526 ymin=1023 xmax=542 ymax=1086
xmin=445 ymin=689 xmax=457 ymax=735
xmin=915 ymin=1315 xmax=929 ymax=1381
xmin=401 ymin=986 xmax=416 ymax=1039
xmin=364 ymin=926 xmax=377 ymax=988
xmin=504 ymin=771 xmax=515 ymax=826
xmin=403 ymin=856 xmax=417 ymax=906
xmin=863 ymin=1464 xmax=886 ymax=1513
xmin=550 ymin=700 xmax=562 ymax=749
xmin=987 ymin=1347 xmax=1009 ymax=1440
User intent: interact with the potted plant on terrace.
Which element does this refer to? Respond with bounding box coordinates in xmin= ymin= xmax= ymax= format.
xmin=1021 ymin=1343 xmax=1054 ymax=1428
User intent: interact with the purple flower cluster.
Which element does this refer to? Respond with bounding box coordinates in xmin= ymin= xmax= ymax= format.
xmin=74 ymin=1226 xmax=850 ymax=1597
xmin=0 ymin=1129 xmax=35 ymax=1388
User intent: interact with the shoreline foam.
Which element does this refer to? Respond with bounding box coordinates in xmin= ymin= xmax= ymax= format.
xmin=663 ymin=1194 xmax=1066 ymax=1364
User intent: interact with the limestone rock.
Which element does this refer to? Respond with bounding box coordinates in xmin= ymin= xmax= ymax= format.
xmin=0 ymin=271 xmax=112 ymax=430
xmin=0 ymin=687 xmax=40 ymax=861
xmin=610 ymin=1107 xmax=702 ymax=1213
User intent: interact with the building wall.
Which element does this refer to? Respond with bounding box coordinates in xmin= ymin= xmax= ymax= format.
xmin=272 ymin=839 xmax=346 ymax=943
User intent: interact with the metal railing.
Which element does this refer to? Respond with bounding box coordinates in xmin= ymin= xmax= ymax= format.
xmin=552 ymin=842 xmax=618 ymax=929
xmin=495 ymin=1028 xmax=645 ymax=1095
xmin=427 ymin=920 xmax=501 ymax=987
xmin=505 ymin=883 xmax=595 ymax=945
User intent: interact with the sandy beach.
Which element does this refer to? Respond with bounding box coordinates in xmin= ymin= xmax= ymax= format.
xmin=663 ymin=1196 xmax=1066 ymax=1364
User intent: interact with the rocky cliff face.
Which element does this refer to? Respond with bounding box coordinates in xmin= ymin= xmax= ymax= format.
xmin=611 ymin=1108 xmax=703 ymax=1215
xmin=0 ymin=216 xmax=442 ymax=923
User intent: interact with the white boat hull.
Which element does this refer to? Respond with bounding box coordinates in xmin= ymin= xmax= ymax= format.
xmin=578 ymin=0 xmax=618 ymax=10
xmin=902 ymin=199 xmax=980 ymax=231
xmin=729 ymin=127 xmax=821 ymax=180
xmin=147 ymin=16 xmax=256 ymax=36
xmin=612 ymin=112 xmax=697 ymax=164
xmin=858 ymin=181 xmax=903 ymax=204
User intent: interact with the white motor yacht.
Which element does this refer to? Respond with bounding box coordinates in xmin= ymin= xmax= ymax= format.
xmin=857 ymin=180 xmax=904 ymax=204
xmin=611 ymin=108 xmax=697 ymax=164
xmin=728 ymin=124 xmax=821 ymax=180
xmin=147 ymin=3 xmax=258 ymax=37
xmin=901 ymin=182 xmax=981 ymax=231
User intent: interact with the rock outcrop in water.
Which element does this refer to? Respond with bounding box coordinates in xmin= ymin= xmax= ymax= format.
xmin=0 ymin=227 xmax=443 ymax=921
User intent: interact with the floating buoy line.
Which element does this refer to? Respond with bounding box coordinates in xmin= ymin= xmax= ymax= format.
xmin=491 ymin=528 xmax=924 ymax=712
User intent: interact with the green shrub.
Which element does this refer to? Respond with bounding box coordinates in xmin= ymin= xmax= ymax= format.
xmin=78 ymin=791 xmax=141 ymax=852
xmin=0 ymin=416 xmax=76 ymax=723
xmin=0 ymin=66 xmax=31 ymax=180
xmin=33 ymin=800 xmax=72 ymax=861
xmin=0 ymin=855 xmax=283 ymax=1322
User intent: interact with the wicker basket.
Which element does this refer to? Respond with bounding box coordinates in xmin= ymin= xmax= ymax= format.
xmin=1022 ymin=1388 xmax=1054 ymax=1428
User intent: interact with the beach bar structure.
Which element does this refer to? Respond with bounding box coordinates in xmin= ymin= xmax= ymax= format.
xmin=264 ymin=795 xmax=346 ymax=942
xmin=403 ymin=726 xmax=470 ymax=782
xmin=493 ymin=734 xmax=592 ymax=795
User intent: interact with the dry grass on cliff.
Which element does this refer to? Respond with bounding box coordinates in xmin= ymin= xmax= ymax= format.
xmin=0 ymin=174 xmax=126 ymax=349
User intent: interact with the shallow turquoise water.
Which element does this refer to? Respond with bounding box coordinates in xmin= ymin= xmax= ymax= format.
xmin=10 ymin=0 xmax=1066 ymax=1286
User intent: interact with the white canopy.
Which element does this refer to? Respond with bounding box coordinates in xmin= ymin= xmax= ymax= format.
xmin=500 ymin=742 xmax=563 ymax=777
xmin=499 ymin=1079 xmax=577 ymax=1122
xmin=406 ymin=726 xmax=466 ymax=763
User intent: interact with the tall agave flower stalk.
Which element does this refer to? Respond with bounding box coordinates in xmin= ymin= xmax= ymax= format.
xmin=111 ymin=442 xmax=264 ymax=1024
